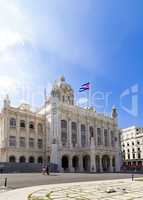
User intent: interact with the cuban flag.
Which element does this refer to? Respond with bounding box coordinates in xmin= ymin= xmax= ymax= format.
xmin=79 ymin=82 xmax=90 ymax=92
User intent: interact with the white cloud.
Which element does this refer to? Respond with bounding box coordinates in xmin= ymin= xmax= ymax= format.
xmin=77 ymin=97 xmax=88 ymax=107
xmin=0 ymin=30 xmax=25 ymax=51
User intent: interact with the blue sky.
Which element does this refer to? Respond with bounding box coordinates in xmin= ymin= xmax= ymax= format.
xmin=0 ymin=0 xmax=143 ymax=128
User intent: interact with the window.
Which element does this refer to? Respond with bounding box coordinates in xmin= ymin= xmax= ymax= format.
xmin=132 ymin=142 xmax=134 ymax=146
xmin=20 ymin=137 xmax=26 ymax=147
xmin=61 ymin=120 xmax=68 ymax=146
xmin=9 ymin=156 xmax=16 ymax=163
xmin=137 ymin=141 xmax=140 ymax=145
xmin=81 ymin=124 xmax=86 ymax=147
xmin=10 ymin=118 xmax=16 ymax=128
xmin=111 ymin=131 xmax=115 ymax=147
xmin=20 ymin=120 xmax=26 ymax=128
xmin=127 ymin=143 xmax=129 ymax=146
xmin=38 ymin=139 xmax=43 ymax=149
xmin=71 ymin=122 xmax=77 ymax=147
xmin=138 ymin=153 xmax=141 ymax=159
xmin=9 ymin=136 xmax=16 ymax=147
xmin=89 ymin=126 xmax=94 ymax=138
xmin=133 ymin=153 xmax=135 ymax=159
xmin=97 ymin=128 xmax=102 ymax=145
xmin=104 ymin=129 xmax=109 ymax=146
xmin=29 ymin=138 xmax=35 ymax=148
xmin=29 ymin=121 xmax=34 ymax=130
xmin=38 ymin=123 xmax=43 ymax=133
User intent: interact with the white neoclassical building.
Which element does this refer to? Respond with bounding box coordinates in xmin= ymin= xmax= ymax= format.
xmin=121 ymin=126 xmax=143 ymax=171
xmin=0 ymin=76 xmax=121 ymax=172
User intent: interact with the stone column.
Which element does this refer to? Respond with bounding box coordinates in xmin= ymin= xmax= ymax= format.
xmin=109 ymin=155 xmax=114 ymax=172
xmin=90 ymin=153 xmax=96 ymax=172
xmin=79 ymin=155 xmax=83 ymax=172
xmin=16 ymin=114 xmax=20 ymax=148
xmin=87 ymin=122 xmax=90 ymax=147
xmin=99 ymin=155 xmax=103 ymax=172
xmin=69 ymin=155 xmax=74 ymax=172
xmin=78 ymin=122 xmax=81 ymax=147
xmin=68 ymin=119 xmax=72 ymax=149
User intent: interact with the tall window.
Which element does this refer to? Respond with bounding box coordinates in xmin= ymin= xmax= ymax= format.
xmin=29 ymin=138 xmax=35 ymax=148
xmin=81 ymin=124 xmax=86 ymax=147
xmin=9 ymin=136 xmax=16 ymax=147
xmin=10 ymin=118 xmax=16 ymax=128
xmin=111 ymin=131 xmax=115 ymax=147
xmin=38 ymin=123 xmax=43 ymax=133
xmin=20 ymin=120 xmax=26 ymax=128
xmin=20 ymin=137 xmax=26 ymax=147
xmin=61 ymin=120 xmax=68 ymax=146
xmin=29 ymin=121 xmax=34 ymax=130
xmin=89 ymin=126 xmax=94 ymax=138
xmin=104 ymin=129 xmax=109 ymax=146
xmin=38 ymin=139 xmax=43 ymax=149
xmin=97 ymin=128 xmax=102 ymax=145
xmin=71 ymin=122 xmax=77 ymax=147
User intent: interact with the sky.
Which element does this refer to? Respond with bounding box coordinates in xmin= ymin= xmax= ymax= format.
xmin=0 ymin=0 xmax=143 ymax=128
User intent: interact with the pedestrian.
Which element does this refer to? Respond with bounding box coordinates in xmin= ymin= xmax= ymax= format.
xmin=46 ymin=165 xmax=50 ymax=175
xmin=42 ymin=166 xmax=46 ymax=175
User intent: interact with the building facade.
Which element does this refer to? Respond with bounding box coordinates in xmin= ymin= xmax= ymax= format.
xmin=121 ymin=126 xmax=143 ymax=171
xmin=0 ymin=76 xmax=121 ymax=172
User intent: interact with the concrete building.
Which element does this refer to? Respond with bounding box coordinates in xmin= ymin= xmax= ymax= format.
xmin=0 ymin=76 xmax=121 ymax=172
xmin=121 ymin=126 xmax=143 ymax=171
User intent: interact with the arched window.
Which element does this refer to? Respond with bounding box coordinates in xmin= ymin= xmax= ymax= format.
xmin=9 ymin=156 xmax=16 ymax=163
xmin=61 ymin=120 xmax=67 ymax=146
xmin=81 ymin=124 xmax=86 ymax=147
xmin=29 ymin=156 xmax=35 ymax=163
xmin=38 ymin=123 xmax=43 ymax=133
xmin=71 ymin=122 xmax=77 ymax=147
xmin=20 ymin=120 xmax=26 ymax=128
xmin=10 ymin=118 xmax=16 ymax=128
xmin=97 ymin=128 xmax=102 ymax=145
xmin=29 ymin=121 xmax=34 ymax=130
xmin=19 ymin=156 xmax=26 ymax=163
xmin=37 ymin=156 xmax=43 ymax=164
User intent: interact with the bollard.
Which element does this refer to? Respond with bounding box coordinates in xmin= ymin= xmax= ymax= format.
xmin=4 ymin=177 xmax=7 ymax=187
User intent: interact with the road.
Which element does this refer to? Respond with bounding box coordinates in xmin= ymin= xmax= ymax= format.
xmin=0 ymin=173 xmax=142 ymax=189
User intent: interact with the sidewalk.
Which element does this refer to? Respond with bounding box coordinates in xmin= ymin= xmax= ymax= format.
xmin=0 ymin=179 xmax=143 ymax=200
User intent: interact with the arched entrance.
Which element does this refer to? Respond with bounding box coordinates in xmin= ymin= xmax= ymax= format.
xmin=9 ymin=156 xmax=16 ymax=163
xmin=62 ymin=155 xmax=69 ymax=171
xmin=83 ymin=155 xmax=91 ymax=172
xmin=72 ymin=156 xmax=79 ymax=172
xmin=102 ymin=155 xmax=110 ymax=172
xmin=19 ymin=156 xmax=26 ymax=163
xmin=95 ymin=155 xmax=100 ymax=172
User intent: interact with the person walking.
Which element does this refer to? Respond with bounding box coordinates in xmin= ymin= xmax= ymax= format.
xmin=46 ymin=165 xmax=50 ymax=175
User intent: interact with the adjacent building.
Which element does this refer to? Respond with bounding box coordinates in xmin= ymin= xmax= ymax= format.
xmin=0 ymin=76 xmax=121 ymax=172
xmin=121 ymin=126 xmax=143 ymax=171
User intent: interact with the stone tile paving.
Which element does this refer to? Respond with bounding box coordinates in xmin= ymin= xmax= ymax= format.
xmin=27 ymin=180 xmax=143 ymax=200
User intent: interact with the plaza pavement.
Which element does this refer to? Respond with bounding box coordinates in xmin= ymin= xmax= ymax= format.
xmin=1 ymin=179 xmax=143 ymax=200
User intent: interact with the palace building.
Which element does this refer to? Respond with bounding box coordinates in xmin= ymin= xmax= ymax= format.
xmin=121 ymin=126 xmax=143 ymax=171
xmin=0 ymin=76 xmax=121 ymax=172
